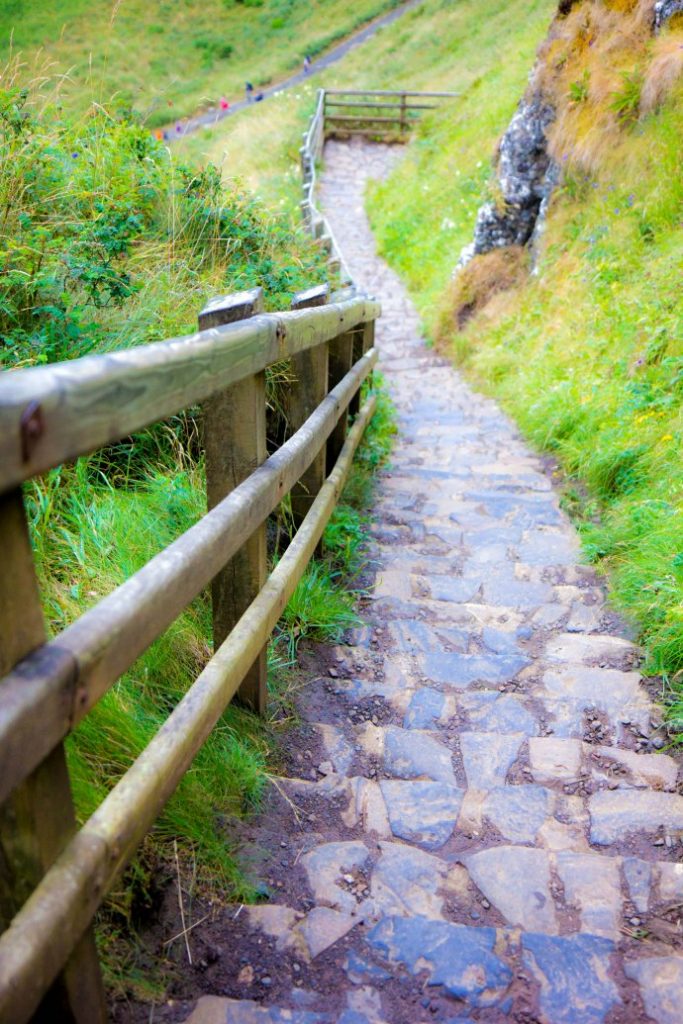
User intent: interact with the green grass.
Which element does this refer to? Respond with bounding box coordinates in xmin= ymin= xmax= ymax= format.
xmin=0 ymin=0 xmax=404 ymax=125
xmin=0 ymin=40 xmax=396 ymax=998
xmin=364 ymin=2 xmax=683 ymax=730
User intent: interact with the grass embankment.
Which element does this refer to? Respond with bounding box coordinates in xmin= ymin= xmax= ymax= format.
xmin=1 ymin=66 xmax=395 ymax=998
xmin=366 ymin=0 xmax=683 ymax=724
xmin=176 ymin=0 xmax=556 ymax=221
xmin=0 ymin=0 xmax=404 ymax=125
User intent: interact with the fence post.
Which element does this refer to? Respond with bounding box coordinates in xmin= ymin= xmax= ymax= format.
xmin=400 ymin=91 xmax=407 ymax=134
xmin=198 ymin=289 xmax=268 ymax=716
xmin=290 ymin=285 xmax=330 ymax=539
xmin=349 ymin=319 xmax=375 ymax=418
xmin=327 ymin=327 xmax=355 ymax=474
xmin=0 ymin=490 xmax=106 ymax=1023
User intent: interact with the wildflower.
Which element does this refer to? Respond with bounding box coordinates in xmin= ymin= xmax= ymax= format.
xmin=71 ymin=152 xmax=79 ymax=159
xmin=661 ymin=434 xmax=674 ymax=443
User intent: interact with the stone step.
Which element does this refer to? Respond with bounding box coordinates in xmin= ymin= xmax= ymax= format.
xmin=178 ymin=904 xmax=683 ymax=1023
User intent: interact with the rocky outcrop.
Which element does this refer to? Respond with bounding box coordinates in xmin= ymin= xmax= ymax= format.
xmin=654 ymin=0 xmax=683 ymax=30
xmin=459 ymin=95 xmax=557 ymax=266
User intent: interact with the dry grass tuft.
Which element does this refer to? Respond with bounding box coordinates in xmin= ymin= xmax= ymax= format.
xmin=436 ymin=247 xmax=529 ymax=342
xmin=641 ymin=32 xmax=683 ymax=112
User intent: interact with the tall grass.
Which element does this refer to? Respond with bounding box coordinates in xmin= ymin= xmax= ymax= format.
xmin=0 ymin=0 xmax=404 ymax=125
xmin=364 ymin=2 xmax=683 ymax=731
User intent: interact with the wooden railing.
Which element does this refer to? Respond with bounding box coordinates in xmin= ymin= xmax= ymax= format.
xmin=0 ymin=282 xmax=380 ymax=1023
xmin=323 ymin=88 xmax=459 ymax=137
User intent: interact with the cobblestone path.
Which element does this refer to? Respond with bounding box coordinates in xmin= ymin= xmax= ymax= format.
xmin=181 ymin=140 xmax=683 ymax=1023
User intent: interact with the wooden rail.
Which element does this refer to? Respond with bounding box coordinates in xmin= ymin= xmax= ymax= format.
xmin=0 ymin=280 xmax=380 ymax=1022
xmin=323 ymin=88 xmax=458 ymax=137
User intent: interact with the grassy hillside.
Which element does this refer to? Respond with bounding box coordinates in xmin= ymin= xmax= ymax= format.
xmin=367 ymin=0 xmax=683 ymax=729
xmin=0 ymin=42 xmax=396 ymax=998
xmin=176 ymin=0 xmax=557 ymax=220
xmin=0 ymin=0 xmax=402 ymax=125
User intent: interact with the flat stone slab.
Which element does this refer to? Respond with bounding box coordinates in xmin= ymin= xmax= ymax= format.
xmin=522 ymin=933 xmax=620 ymax=1023
xmin=301 ymin=842 xmax=370 ymax=914
xmin=403 ymin=687 xmax=445 ymax=729
xmin=380 ymin=779 xmax=463 ymax=849
xmin=590 ymin=744 xmax=679 ymax=791
xmin=463 ymin=846 xmax=557 ymax=933
xmin=589 ymin=790 xmax=683 ymax=845
xmin=182 ymin=999 xmax=327 ymax=1023
xmin=555 ymin=851 xmax=622 ymax=938
xmin=483 ymin=784 xmax=554 ymax=844
xmin=623 ymin=858 xmax=652 ymax=914
xmin=383 ymin=725 xmax=456 ymax=785
xmin=544 ymin=633 xmax=635 ymax=665
xmin=462 ymin=692 xmax=540 ymax=736
xmin=529 ymin=737 xmax=583 ymax=785
xmin=370 ymin=841 xmax=452 ymax=919
xmin=300 ymin=907 xmax=358 ymax=959
xmin=624 ymin=957 xmax=683 ymax=1024
xmin=366 ymin=915 xmax=512 ymax=1008
xmin=541 ymin=667 xmax=646 ymax=714
xmin=460 ymin=732 xmax=524 ymax=788
xmin=420 ymin=651 xmax=528 ymax=688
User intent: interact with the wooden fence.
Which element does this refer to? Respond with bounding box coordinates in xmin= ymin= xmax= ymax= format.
xmin=0 ymin=281 xmax=380 ymax=1022
xmin=323 ymin=88 xmax=459 ymax=137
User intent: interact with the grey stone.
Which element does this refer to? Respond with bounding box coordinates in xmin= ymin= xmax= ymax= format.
xmin=544 ymin=633 xmax=635 ymax=666
xmin=300 ymin=907 xmax=358 ymax=958
xmin=482 ymin=627 xmax=525 ymax=656
xmin=555 ymin=851 xmax=622 ymax=938
xmin=541 ymin=667 xmax=645 ymax=715
xmin=622 ymin=858 xmax=651 ymax=914
xmin=389 ymin=619 xmax=467 ymax=655
xmin=343 ymin=951 xmax=391 ymax=985
xmin=529 ymin=737 xmax=583 ymax=784
xmin=181 ymin=998 xmax=328 ymax=1023
xmin=464 ymin=845 xmax=557 ymax=933
xmin=483 ymin=785 xmax=553 ymax=844
xmin=655 ymin=0 xmax=683 ymax=31
xmin=517 ymin=530 xmax=578 ymax=566
xmin=423 ymin=575 xmax=482 ymax=603
xmin=566 ymin=603 xmax=603 ymax=634
xmin=420 ymin=651 xmax=528 ymax=688
xmin=624 ymin=957 xmax=683 ymax=1024
xmin=589 ymin=790 xmax=683 ymax=845
xmin=591 ymin=745 xmax=678 ymax=791
xmin=403 ymin=688 xmax=445 ymax=730
xmin=482 ymin=577 xmax=554 ymax=609
xmin=366 ymin=915 xmax=512 ymax=1007
xmin=460 ymin=732 xmax=524 ymax=788
xmin=301 ymin=842 xmax=371 ymax=913
xmin=380 ymin=779 xmax=463 ymax=849
xmin=464 ymin=692 xmax=540 ymax=736
xmin=383 ymin=725 xmax=456 ymax=785
xmin=370 ymin=841 xmax=451 ymax=919
xmin=522 ymin=933 xmax=620 ymax=1024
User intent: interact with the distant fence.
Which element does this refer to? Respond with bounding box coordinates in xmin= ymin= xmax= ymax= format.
xmin=0 ymin=281 xmax=379 ymax=1021
xmin=324 ymin=88 xmax=459 ymax=136
xmin=298 ymin=88 xmax=457 ymax=283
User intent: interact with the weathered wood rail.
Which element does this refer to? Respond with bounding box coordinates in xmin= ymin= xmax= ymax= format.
xmin=324 ymin=88 xmax=458 ymax=136
xmin=0 ymin=281 xmax=380 ymax=1023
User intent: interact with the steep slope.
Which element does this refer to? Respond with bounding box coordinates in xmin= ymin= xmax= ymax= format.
xmin=367 ymin=0 xmax=683 ymax=730
xmin=0 ymin=0 xmax=403 ymax=124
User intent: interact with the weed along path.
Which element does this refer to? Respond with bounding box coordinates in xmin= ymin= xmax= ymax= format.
xmin=170 ymin=140 xmax=683 ymax=1024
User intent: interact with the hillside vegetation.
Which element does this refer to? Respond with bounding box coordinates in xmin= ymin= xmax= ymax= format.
xmin=0 ymin=2 xmax=396 ymax=998
xmin=0 ymin=0 xmax=402 ymax=125
xmin=367 ymin=0 xmax=683 ymax=728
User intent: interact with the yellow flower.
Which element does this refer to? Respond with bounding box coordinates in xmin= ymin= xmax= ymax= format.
xmin=660 ymin=434 xmax=674 ymax=443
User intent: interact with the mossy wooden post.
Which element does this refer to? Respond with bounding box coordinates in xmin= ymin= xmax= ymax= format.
xmin=0 ymin=490 xmax=106 ymax=1024
xmin=327 ymin=327 xmax=355 ymax=474
xmin=198 ymin=289 xmax=268 ymax=715
xmin=290 ymin=285 xmax=330 ymax=542
xmin=349 ymin=320 xmax=375 ymax=417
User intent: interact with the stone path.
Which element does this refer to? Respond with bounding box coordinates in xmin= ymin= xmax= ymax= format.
xmin=180 ymin=139 xmax=683 ymax=1023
